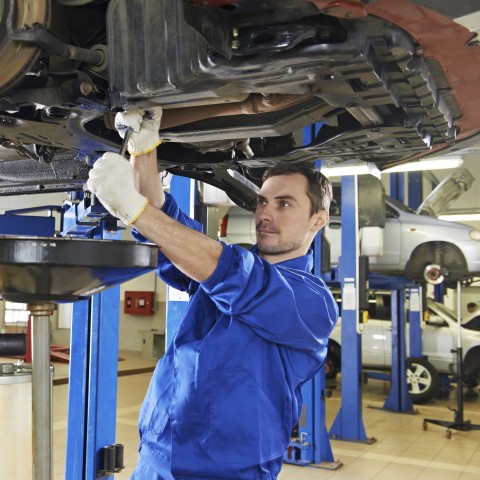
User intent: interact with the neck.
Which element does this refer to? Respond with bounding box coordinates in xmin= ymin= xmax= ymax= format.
xmin=259 ymin=247 xmax=308 ymax=264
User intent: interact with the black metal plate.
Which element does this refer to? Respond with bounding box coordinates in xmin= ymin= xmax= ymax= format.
xmin=0 ymin=236 xmax=158 ymax=302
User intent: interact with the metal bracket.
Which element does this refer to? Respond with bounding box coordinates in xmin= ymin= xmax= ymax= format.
xmin=96 ymin=444 xmax=125 ymax=477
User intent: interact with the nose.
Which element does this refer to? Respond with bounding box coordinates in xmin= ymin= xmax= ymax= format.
xmin=256 ymin=203 xmax=273 ymax=223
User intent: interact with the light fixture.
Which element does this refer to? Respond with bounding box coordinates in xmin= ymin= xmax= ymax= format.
xmin=438 ymin=213 xmax=480 ymax=222
xmin=321 ymin=162 xmax=381 ymax=178
xmin=382 ymin=156 xmax=464 ymax=173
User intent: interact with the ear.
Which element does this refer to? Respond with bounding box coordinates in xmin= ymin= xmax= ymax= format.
xmin=311 ymin=210 xmax=329 ymax=232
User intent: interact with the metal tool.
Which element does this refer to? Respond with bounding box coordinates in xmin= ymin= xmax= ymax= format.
xmin=119 ymin=127 xmax=133 ymax=157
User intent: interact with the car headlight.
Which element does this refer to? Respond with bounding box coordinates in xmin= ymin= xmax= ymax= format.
xmin=469 ymin=229 xmax=480 ymax=241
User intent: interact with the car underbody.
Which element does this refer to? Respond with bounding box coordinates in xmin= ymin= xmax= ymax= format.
xmin=0 ymin=0 xmax=479 ymax=210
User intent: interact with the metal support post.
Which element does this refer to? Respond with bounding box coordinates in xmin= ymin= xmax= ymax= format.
xmin=65 ymin=228 xmax=123 ymax=480
xmin=408 ymin=286 xmax=423 ymax=358
xmin=407 ymin=172 xmax=423 ymax=210
xmin=285 ymin=228 xmax=341 ymax=469
xmin=383 ymin=290 xmax=414 ymax=413
xmin=30 ymin=303 xmax=55 ymax=480
xmin=390 ymin=173 xmax=404 ymax=204
xmin=329 ymin=175 xmax=374 ymax=444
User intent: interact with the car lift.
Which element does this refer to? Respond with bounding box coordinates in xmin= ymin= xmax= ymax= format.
xmin=328 ymin=174 xmax=376 ymax=444
xmin=0 ymin=195 xmax=157 ymax=480
xmin=328 ymin=174 xmax=428 ymax=451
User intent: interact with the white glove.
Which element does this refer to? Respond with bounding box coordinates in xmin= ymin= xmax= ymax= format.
xmin=86 ymin=152 xmax=149 ymax=225
xmin=115 ymin=106 xmax=163 ymax=156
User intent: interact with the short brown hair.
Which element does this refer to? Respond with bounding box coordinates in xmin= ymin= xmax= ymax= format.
xmin=262 ymin=162 xmax=332 ymax=215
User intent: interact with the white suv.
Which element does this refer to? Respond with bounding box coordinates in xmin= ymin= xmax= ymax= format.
xmin=327 ymin=293 xmax=480 ymax=403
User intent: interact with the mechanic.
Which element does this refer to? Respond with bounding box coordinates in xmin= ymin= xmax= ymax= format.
xmin=87 ymin=107 xmax=338 ymax=480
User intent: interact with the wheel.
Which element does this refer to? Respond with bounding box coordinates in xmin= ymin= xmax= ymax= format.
xmin=422 ymin=420 xmax=428 ymax=431
xmin=445 ymin=429 xmax=452 ymax=439
xmin=404 ymin=242 xmax=468 ymax=284
xmin=406 ymin=357 xmax=440 ymax=404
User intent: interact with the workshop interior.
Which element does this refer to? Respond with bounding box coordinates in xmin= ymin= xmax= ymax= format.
xmin=1 ymin=1 xmax=480 ymax=479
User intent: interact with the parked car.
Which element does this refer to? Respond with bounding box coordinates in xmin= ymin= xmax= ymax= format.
xmin=0 ymin=1 xmax=480 ymax=210
xmin=327 ymin=292 xmax=480 ymax=403
xmin=218 ymin=188 xmax=480 ymax=283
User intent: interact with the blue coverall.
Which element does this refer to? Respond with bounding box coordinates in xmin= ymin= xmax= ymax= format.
xmin=131 ymin=193 xmax=338 ymax=480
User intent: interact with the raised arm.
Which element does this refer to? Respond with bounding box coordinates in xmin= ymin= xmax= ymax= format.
xmin=87 ymin=107 xmax=223 ymax=283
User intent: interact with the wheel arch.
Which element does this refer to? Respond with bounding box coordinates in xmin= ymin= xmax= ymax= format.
xmin=404 ymin=241 xmax=468 ymax=283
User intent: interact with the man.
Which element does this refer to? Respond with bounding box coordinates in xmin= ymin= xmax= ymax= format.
xmin=87 ymin=107 xmax=338 ymax=480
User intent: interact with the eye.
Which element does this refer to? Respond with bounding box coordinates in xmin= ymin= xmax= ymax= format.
xmin=256 ymin=198 xmax=267 ymax=206
xmin=280 ymin=200 xmax=291 ymax=207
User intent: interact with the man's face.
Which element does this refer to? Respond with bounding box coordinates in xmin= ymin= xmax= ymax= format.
xmin=255 ymin=173 xmax=327 ymax=261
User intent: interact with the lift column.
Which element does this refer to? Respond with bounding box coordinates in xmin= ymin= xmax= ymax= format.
xmin=329 ymin=175 xmax=373 ymax=443
xmin=65 ymin=228 xmax=123 ymax=480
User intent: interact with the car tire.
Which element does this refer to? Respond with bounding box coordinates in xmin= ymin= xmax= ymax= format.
xmin=406 ymin=357 xmax=440 ymax=404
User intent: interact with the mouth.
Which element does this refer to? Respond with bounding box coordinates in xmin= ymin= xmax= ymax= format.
xmin=257 ymin=227 xmax=278 ymax=236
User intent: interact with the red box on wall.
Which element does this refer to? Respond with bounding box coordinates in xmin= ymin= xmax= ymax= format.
xmin=124 ymin=291 xmax=155 ymax=315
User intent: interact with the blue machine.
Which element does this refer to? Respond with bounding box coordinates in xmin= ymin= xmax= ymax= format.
xmin=329 ymin=175 xmax=375 ymax=444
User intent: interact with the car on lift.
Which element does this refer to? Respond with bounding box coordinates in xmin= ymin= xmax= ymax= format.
xmin=218 ymin=172 xmax=480 ymax=284
xmin=326 ymin=292 xmax=480 ymax=404
xmin=0 ymin=1 xmax=480 ymax=239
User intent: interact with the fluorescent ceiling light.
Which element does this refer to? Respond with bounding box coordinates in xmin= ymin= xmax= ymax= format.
xmin=438 ymin=213 xmax=480 ymax=222
xmin=383 ymin=156 xmax=464 ymax=173
xmin=321 ymin=162 xmax=380 ymax=178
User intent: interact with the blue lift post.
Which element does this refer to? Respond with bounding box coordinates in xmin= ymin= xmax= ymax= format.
xmin=65 ymin=225 xmax=123 ymax=480
xmin=382 ymin=288 xmax=415 ymax=413
xmin=329 ymin=175 xmax=374 ymax=444
xmin=408 ymin=286 xmax=423 ymax=358
xmin=284 ymin=157 xmax=340 ymax=469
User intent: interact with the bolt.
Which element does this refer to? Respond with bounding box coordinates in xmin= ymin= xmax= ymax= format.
xmin=80 ymin=82 xmax=93 ymax=96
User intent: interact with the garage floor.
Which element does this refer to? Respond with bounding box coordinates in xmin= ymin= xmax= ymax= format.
xmin=9 ymin=351 xmax=480 ymax=480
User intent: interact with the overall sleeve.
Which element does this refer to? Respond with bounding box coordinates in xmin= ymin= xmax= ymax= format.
xmin=201 ymin=243 xmax=338 ymax=353
xmin=131 ymin=192 xmax=203 ymax=292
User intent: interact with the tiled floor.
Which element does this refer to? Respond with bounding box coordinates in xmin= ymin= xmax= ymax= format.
xmin=5 ymin=352 xmax=480 ymax=479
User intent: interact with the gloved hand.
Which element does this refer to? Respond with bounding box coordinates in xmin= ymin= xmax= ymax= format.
xmin=115 ymin=106 xmax=163 ymax=156
xmin=87 ymin=152 xmax=149 ymax=225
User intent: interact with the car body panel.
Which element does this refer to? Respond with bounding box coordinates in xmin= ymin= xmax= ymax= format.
xmin=328 ymin=295 xmax=480 ymax=376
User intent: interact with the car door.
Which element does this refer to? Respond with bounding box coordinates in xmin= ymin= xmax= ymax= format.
xmin=368 ymin=202 xmax=401 ymax=269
